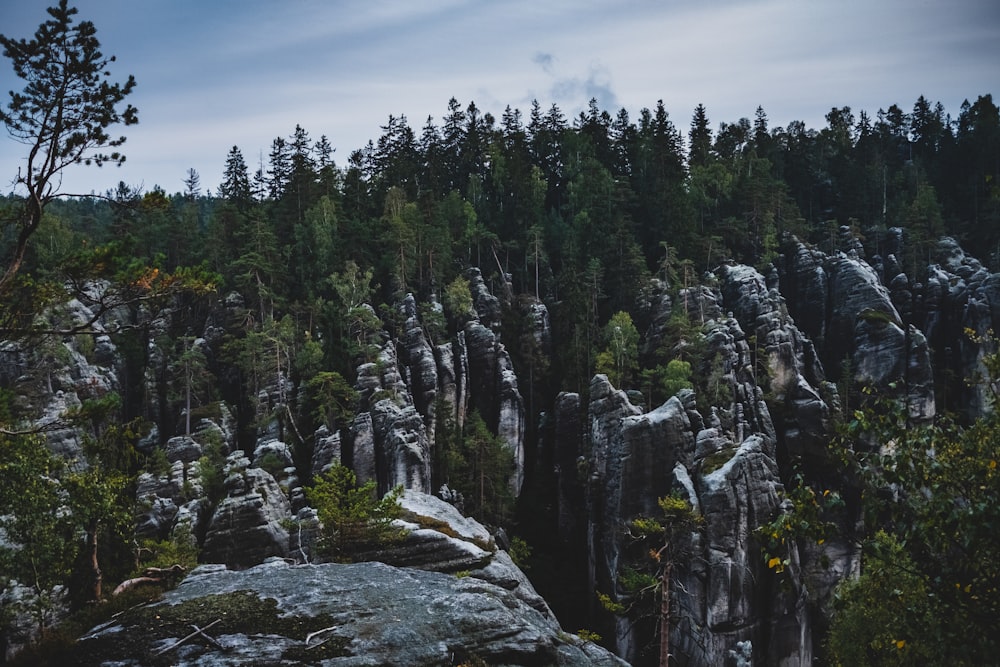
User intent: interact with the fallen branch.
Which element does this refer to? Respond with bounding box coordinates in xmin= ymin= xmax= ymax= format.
xmin=191 ymin=623 xmax=226 ymax=651
xmin=305 ymin=625 xmax=338 ymax=647
xmin=153 ymin=618 xmax=222 ymax=656
xmin=112 ymin=564 xmax=186 ymax=596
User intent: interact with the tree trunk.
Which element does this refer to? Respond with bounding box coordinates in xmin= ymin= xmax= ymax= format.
xmin=660 ymin=560 xmax=672 ymax=667
xmin=87 ymin=519 xmax=103 ymax=601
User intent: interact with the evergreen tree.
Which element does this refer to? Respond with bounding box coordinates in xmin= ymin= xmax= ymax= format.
xmin=688 ymin=103 xmax=712 ymax=168
xmin=219 ymin=146 xmax=253 ymax=207
xmin=0 ymin=0 xmax=137 ymax=292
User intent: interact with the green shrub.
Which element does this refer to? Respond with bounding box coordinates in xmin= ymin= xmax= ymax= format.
xmin=305 ymin=465 xmax=403 ymax=562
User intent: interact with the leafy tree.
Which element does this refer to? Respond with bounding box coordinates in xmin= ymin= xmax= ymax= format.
xmin=305 ymin=465 xmax=403 ymax=562
xmin=827 ymin=531 xmax=946 ymax=666
xmin=328 ymin=261 xmax=382 ymax=365
xmin=0 ymin=0 xmax=137 ymax=292
xmin=291 ymin=194 xmax=338 ymax=299
xmin=62 ymin=465 xmax=131 ymax=603
xmin=639 ymin=358 xmax=693 ymax=410
xmin=825 ymin=363 xmax=1000 ymax=665
xmin=302 ymin=371 xmax=358 ymax=433
xmin=688 ymin=103 xmax=713 ymax=168
xmin=442 ymin=275 xmax=474 ymax=325
xmin=218 ymin=145 xmax=253 ymax=207
xmin=595 ymin=311 xmax=639 ymax=389
xmin=0 ymin=434 xmax=76 ymax=636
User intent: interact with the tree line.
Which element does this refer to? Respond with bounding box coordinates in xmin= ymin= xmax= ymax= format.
xmin=13 ymin=92 xmax=998 ymax=403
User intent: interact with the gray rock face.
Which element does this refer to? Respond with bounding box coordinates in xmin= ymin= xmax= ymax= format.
xmin=780 ymin=236 xmax=936 ymax=421
xmin=920 ymin=237 xmax=1000 ymax=418
xmin=577 ymin=287 xmax=822 ymax=665
xmin=467 ymin=266 xmax=503 ymax=328
xmin=311 ymin=424 xmax=342 ymax=474
xmin=398 ymin=293 xmax=439 ymax=438
xmin=78 ymin=559 xmax=627 ymax=667
xmin=687 ymin=436 xmax=809 ymax=667
xmin=201 ymin=452 xmax=292 ymax=567
xmin=371 ymin=398 xmax=432 ymax=494
xmin=164 ymin=436 xmax=202 ymax=464
xmin=320 ymin=270 xmax=523 ymax=504
xmin=1 ymin=295 xmax=122 ymax=462
xmin=361 ymin=490 xmax=494 ymax=573
xmin=718 ymin=263 xmax=831 ymax=462
xmin=434 ymin=335 xmax=469 ymax=432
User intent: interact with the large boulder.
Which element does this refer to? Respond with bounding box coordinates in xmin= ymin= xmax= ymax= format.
xmin=76 ymin=559 xmax=627 ymax=666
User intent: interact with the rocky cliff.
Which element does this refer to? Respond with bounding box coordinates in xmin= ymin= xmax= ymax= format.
xmin=76 ymin=491 xmax=625 ymax=667
xmin=5 ymin=230 xmax=1000 ymax=665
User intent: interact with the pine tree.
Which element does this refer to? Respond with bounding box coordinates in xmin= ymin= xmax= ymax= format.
xmin=688 ymin=104 xmax=712 ymax=168
xmin=219 ymin=146 xmax=252 ymax=207
xmin=0 ymin=0 xmax=137 ymax=292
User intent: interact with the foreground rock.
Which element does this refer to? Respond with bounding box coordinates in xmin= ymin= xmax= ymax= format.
xmin=77 ymin=559 xmax=626 ymax=666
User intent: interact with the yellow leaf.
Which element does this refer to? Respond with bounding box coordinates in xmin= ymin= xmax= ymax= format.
xmin=964 ymin=584 xmax=972 ymax=593
xmin=989 ymin=460 xmax=997 ymax=470
xmin=896 ymin=639 xmax=906 ymax=649
xmin=768 ymin=557 xmax=782 ymax=569
xmin=817 ymin=539 xmax=825 ymax=545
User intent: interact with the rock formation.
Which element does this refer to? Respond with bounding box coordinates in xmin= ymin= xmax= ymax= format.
xmin=77 ymin=559 xmax=627 ymax=666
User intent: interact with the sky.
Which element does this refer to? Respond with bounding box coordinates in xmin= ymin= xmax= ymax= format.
xmin=1 ymin=0 xmax=999 ymax=196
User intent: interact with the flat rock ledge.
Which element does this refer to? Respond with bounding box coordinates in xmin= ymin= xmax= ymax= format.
xmin=76 ymin=559 xmax=626 ymax=666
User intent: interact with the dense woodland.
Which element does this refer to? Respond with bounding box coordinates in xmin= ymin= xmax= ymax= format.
xmin=10 ymin=92 xmax=1000 ymax=403
xmin=2 ymin=4 xmax=1000 ymax=665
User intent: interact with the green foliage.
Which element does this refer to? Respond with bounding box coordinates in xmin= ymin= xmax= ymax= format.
xmin=257 ymin=451 xmax=288 ymax=479
xmin=303 ymin=370 xmax=358 ymax=432
xmin=439 ymin=410 xmax=516 ymax=526
xmin=418 ymin=302 xmax=447 ymax=344
xmin=639 ymin=358 xmax=693 ymax=409
xmin=602 ymin=491 xmax=702 ymax=626
xmin=756 ymin=472 xmax=842 ymax=576
xmin=827 ymin=531 xmax=943 ymax=666
xmin=0 ymin=434 xmax=76 ymax=634
xmin=825 ymin=349 xmax=1000 ymax=665
xmin=134 ymin=525 xmax=199 ymax=575
xmin=0 ymin=0 xmax=137 ymax=292
xmin=442 ymin=275 xmax=474 ymax=323
xmin=305 ymin=465 xmax=404 ymax=561
xmin=597 ymin=591 xmax=626 ymax=614
xmin=195 ymin=434 xmax=227 ymax=505
xmin=594 ymin=310 xmax=639 ymax=389
xmin=507 ymin=535 xmax=532 ymax=570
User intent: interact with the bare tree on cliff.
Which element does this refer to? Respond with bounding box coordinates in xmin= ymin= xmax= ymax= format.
xmin=0 ymin=0 xmax=137 ymax=294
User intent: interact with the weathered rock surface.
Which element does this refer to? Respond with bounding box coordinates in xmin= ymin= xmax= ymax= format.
xmin=77 ymin=559 xmax=627 ymax=666
xmin=779 ymin=235 xmax=936 ymax=420
xmin=334 ymin=274 xmax=524 ymax=499
xmin=200 ymin=452 xmax=292 ymax=567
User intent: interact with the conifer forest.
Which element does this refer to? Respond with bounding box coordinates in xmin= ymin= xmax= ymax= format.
xmin=1 ymin=3 xmax=999 ymax=666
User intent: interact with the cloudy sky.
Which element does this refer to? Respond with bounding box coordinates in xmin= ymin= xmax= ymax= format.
xmin=2 ymin=0 xmax=998 ymax=196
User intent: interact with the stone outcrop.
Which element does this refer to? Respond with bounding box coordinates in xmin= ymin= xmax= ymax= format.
xmin=554 ymin=273 xmax=826 ymax=665
xmin=717 ymin=262 xmax=832 ymax=464
xmin=329 ymin=278 xmax=525 ymax=499
xmin=779 ymin=234 xmax=936 ymax=421
xmin=200 ymin=451 xmax=293 ymax=567
xmin=77 ymin=559 xmax=627 ymax=667
xmin=917 ymin=236 xmax=1000 ymax=418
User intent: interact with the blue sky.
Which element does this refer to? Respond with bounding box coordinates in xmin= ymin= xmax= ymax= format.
xmin=2 ymin=0 xmax=998 ymax=196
